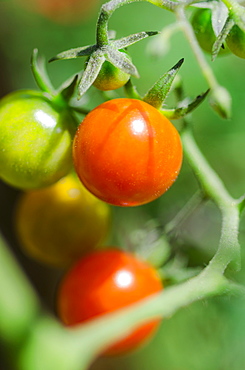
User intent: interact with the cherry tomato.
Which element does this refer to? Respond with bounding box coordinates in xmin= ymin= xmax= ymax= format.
xmin=226 ymin=24 xmax=245 ymax=59
xmin=57 ymin=248 xmax=163 ymax=355
xmin=93 ymin=55 xmax=131 ymax=91
xmin=16 ymin=0 xmax=99 ymax=24
xmin=0 ymin=90 xmax=76 ymax=190
xmin=191 ymin=8 xmax=230 ymax=55
xmin=73 ymin=98 xmax=182 ymax=207
xmin=15 ymin=173 xmax=111 ymax=267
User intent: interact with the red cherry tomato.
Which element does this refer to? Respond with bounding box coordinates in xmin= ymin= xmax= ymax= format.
xmin=73 ymin=98 xmax=183 ymax=207
xmin=57 ymin=248 xmax=163 ymax=356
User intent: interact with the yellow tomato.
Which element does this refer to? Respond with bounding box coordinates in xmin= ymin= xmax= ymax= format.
xmin=15 ymin=173 xmax=111 ymax=267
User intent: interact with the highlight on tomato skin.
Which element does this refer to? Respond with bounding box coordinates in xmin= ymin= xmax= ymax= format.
xmin=57 ymin=248 xmax=163 ymax=356
xmin=0 ymin=90 xmax=76 ymax=190
xmin=15 ymin=173 xmax=111 ymax=267
xmin=73 ymin=98 xmax=183 ymax=207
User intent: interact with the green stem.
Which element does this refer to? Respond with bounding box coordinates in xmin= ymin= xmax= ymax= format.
xmin=96 ymin=0 xmax=178 ymax=47
xmin=19 ymin=269 xmax=229 ymax=370
xmin=181 ymin=126 xmax=234 ymax=207
xmin=181 ymin=125 xmax=241 ymax=271
xmin=175 ymin=6 xmax=219 ymax=90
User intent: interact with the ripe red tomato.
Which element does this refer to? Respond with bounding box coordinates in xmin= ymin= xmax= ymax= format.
xmin=73 ymin=98 xmax=182 ymax=207
xmin=57 ymin=248 xmax=163 ymax=355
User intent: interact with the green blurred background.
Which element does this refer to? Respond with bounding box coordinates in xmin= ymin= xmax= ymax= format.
xmin=1 ymin=0 xmax=245 ymax=369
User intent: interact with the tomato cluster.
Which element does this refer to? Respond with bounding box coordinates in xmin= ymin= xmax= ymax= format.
xmin=0 ymin=39 xmax=184 ymax=355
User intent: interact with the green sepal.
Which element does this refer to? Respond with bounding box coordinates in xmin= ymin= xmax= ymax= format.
xmin=58 ymin=74 xmax=79 ymax=102
xmin=78 ymin=51 xmax=105 ymax=99
xmin=106 ymin=48 xmax=139 ymax=77
xmin=160 ymin=89 xmax=210 ymax=119
xmin=49 ymin=45 xmax=97 ymax=62
xmin=209 ymin=85 xmax=231 ymax=119
xmin=31 ymin=49 xmax=55 ymax=94
xmin=212 ymin=17 xmax=234 ymax=61
xmin=113 ymin=31 xmax=159 ymax=49
xmin=124 ymin=79 xmax=142 ymax=100
xmin=143 ymin=58 xmax=184 ymax=109
xmin=237 ymin=195 xmax=245 ymax=215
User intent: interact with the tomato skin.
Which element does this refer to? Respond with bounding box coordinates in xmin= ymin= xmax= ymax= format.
xmin=73 ymin=98 xmax=182 ymax=207
xmin=0 ymin=90 xmax=76 ymax=190
xmin=226 ymin=25 xmax=245 ymax=59
xmin=191 ymin=8 xmax=230 ymax=55
xmin=57 ymin=248 xmax=163 ymax=355
xmin=15 ymin=173 xmax=111 ymax=267
xmin=93 ymin=59 xmax=130 ymax=91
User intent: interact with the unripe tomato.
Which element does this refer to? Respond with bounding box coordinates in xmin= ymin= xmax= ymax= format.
xmin=191 ymin=8 xmax=230 ymax=55
xmin=57 ymin=248 xmax=163 ymax=355
xmin=73 ymin=98 xmax=182 ymax=207
xmin=93 ymin=58 xmax=131 ymax=91
xmin=15 ymin=173 xmax=111 ymax=267
xmin=226 ymin=24 xmax=245 ymax=59
xmin=0 ymin=90 xmax=76 ymax=190
xmin=16 ymin=0 xmax=99 ymax=24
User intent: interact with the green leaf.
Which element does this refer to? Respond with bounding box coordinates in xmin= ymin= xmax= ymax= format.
xmin=106 ymin=48 xmax=139 ymax=77
xmin=78 ymin=51 xmax=105 ymax=99
xmin=49 ymin=45 xmax=97 ymax=62
xmin=143 ymin=58 xmax=184 ymax=109
xmin=31 ymin=49 xmax=54 ymax=94
xmin=113 ymin=31 xmax=159 ymax=49
xmin=160 ymin=89 xmax=210 ymax=119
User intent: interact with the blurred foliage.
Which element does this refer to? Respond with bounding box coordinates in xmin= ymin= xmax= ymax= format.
xmin=1 ymin=0 xmax=245 ymax=369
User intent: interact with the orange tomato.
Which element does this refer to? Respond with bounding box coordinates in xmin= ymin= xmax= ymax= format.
xmin=73 ymin=98 xmax=183 ymax=207
xmin=57 ymin=248 xmax=163 ymax=355
xmin=15 ymin=173 xmax=111 ymax=267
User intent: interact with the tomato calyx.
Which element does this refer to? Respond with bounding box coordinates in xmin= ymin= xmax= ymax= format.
xmin=49 ymin=30 xmax=158 ymax=99
xmin=31 ymin=49 xmax=88 ymax=118
xmin=124 ymin=59 xmax=209 ymax=120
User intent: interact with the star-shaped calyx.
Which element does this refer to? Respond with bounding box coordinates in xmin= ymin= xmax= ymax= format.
xmin=49 ymin=30 xmax=159 ymax=99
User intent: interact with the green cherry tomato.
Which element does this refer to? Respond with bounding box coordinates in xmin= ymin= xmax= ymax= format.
xmin=15 ymin=173 xmax=111 ymax=267
xmin=0 ymin=90 xmax=77 ymax=190
xmin=226 ymin=24 xmax=245 ymax=59
xmin=57 ymin=248 xmax=163 ymax=355
xmin=92 ymin=53 xmax=131 ymax=91
xmin=191 ymin=8 xmax=230 ymax=55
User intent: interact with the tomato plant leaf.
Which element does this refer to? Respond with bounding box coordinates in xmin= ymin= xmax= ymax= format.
xmin=143 ymin=58 xmax=184 ymax=109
